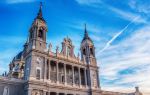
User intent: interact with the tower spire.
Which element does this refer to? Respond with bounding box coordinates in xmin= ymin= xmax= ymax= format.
xmin=37 ymin=2 xmax=43 ymax=19
xmin=84 ymin=23 xmax=89 ymax=39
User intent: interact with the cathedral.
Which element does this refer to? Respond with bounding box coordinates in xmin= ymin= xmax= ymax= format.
xmin=0 ymin=3 xmax=142 ymax=95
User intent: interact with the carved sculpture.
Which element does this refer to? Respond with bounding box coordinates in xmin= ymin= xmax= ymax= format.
xmin=48 ymin=43 xmax=52 ymax=52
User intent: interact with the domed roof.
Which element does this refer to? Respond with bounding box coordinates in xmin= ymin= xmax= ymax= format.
xmin=81 ymin=24 xmax=93 ymax=44
xmin=13 ymin=51 xmax=23 ymax=61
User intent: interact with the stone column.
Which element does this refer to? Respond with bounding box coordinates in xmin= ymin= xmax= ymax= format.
xmin=43 ymin=91 xmax=47 ymax=95
xmin=27 ymin=88 xmax=32 ymax=95
xmin=49 ymin=61 xmax=51 ymax=82
xmin=78 ymin=67 xmax=81 ymax=87
xmin=84 ymin=68 xmax=87 ymax=88
xmin=44 ymin=59 xmax=47 ymax=81
xmin=72 ymin=66 xmax=74 ymax=86
xmin=56 ymin=92 xmax=59 ymax=95
xmin=64 ymin=63 xmax=67 ymax=85
xmin=56 ymin=62 xmax=59 ymax=84
xmin=97 ymin=70 xmax=100 ymax=88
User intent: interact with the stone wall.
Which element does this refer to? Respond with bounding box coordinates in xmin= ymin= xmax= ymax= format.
xmin=0 ymin=77 xmax=25 ymax=95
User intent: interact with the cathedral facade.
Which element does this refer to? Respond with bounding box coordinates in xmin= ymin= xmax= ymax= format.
xmin=0 ymin=3 xmax=142 ymax=95
xmin=2 ymin=3 xmax=100 ymax=95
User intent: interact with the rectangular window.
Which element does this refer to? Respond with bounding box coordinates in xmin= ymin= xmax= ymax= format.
xmin=36 ymin=69 xmax=40 ymax=80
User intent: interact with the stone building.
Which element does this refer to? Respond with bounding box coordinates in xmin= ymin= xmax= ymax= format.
xmin=0 ymin=3 xmax=143 ymax=95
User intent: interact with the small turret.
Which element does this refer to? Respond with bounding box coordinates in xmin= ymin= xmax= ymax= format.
xmin=135 ymin=87 xmax=143 ymax=95
xmin=135 ymin=87 xmax=139 ymax=92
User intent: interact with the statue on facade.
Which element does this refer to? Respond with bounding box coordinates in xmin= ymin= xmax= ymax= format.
xmin=48 ymin=43 xmax=52 ymax=53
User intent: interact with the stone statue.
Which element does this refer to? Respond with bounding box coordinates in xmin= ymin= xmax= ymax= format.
xmin=56 ymin=46 xmax=59 ymax=53
xmin=48 ymin=43 xmax=52 ymax=52
xmin=35 ymin=91 xmax=40 ymax=95
xmin=3 ymin=86 xmax=9 ymax=95
xmin=78 ymin=52 xmax=80 ymax=58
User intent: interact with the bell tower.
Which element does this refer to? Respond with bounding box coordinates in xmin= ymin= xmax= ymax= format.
xmin=80 ymin=24 xmax=96 ymax=66
xmin=23 ymin=2 xmax=48 ymax=81
xmin=27 ymin=2 xmax=47 ymax=52
xmin=81 ymin=24 xmax=100 ymax=90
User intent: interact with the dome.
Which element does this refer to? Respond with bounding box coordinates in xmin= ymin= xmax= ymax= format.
xmin=81 ymin=27 xmax=93 ymax=45
xmin=13 ymin=51 xmax=23 ymax=61
xmin=82 ymin=34 xmax=93 ymax=44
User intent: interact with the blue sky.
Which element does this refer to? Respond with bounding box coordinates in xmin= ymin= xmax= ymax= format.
xmin=0 ymin=0 xmax=150 ymax=94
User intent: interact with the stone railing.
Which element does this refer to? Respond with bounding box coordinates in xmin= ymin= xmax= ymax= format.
xmin=0 ymin=76 xmax=25 ymax=83
xmin=48 ymin=52 xmax=85 ymax=65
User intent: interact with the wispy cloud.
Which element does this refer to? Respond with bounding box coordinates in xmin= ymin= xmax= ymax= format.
xmin=107 ymin=6 xmax=147 ymax=24
xmin=63 ymin=20 xmax=101 ymax=33
xmin=6 ymin=0 xmax=38 ymax=4
xmin=98 ymin=16 xmax=139 ymax=53
xmin=128 ymin=0 xmax=150 ymax=14
xmin=0 ymin=36 xmax=25 ymax=75
xmin=0 ymin=49 xmax=20 ymax=74
xmin=75 ymin=0 xmax=147 ymax=24
xmin=98 ymin=25 xmax=150 ymax=94
xmin=75 ymin=0 xmax=101 ymax=5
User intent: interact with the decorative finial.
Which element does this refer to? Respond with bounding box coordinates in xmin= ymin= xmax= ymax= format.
xmin=85 ymin=23 xmax=87 ymax=32
xmin=2 ymin=73 xmax=4 ymax=76
xmin=84 ymin=23 xmax=88 ymax=39
xmin=135 ymin=87 xmax=139 ymax=92
xmin=4 ymin=71 xmax=7 ymax=76
xmin=48 ymin=43 xmax=52 ymax=52
xmin=27 ymin=36 xmax=29 ymax=43
xmin=56 ymin=46 xmax=59 ymax=53
xmin=40 ymin=2 xmax=42 ymax=9
xmin=78 ymin=52 xmax=80 ymax=58
xmin=37 ymin=2 xmax=43 ymax=19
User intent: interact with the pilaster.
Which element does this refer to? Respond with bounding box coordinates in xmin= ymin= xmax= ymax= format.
xmin=27 ymin=88 xmax=32 ymax=95
xmin=56 ymin=62 xmax=59 ymax=84
xmin=78 ymin=67 xmax=81 ymax=87
xmin=49 ymin=61 xmax=51 ymax=82
xmin=44 ymin=59 xmax=47 ymax=81
xmin=64 ymin=63 xmax=67 ymax=85
xmin=72 ymin=66 xmax=74 ymax=86
xmin=84 ymin=68 xmax=87 ymax=88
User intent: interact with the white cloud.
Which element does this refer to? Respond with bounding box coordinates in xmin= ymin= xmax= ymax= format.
xmin=75 ymin=0 xmax=101 ymax=5
xmin=64 ymin=20 xmax=101 ymax=33
xmin=98 ymin=25 xmax=150 ymax=95
xmin=0 ymin=36 xmax=24 ymax=75
xmin=75 ymin=0 xmax=147 ymax=24
xmin=0 ymin=48 xmax=22 ymax=74
xmin=6 ymin=0 xmax=37 ymax=4
xmin=128 ymin=0 xmax=150 ymax=14
xmin=98 ymin=16 xmax=139 ymax=53
xmin=107 ymin=6 xmax=147 ymax=24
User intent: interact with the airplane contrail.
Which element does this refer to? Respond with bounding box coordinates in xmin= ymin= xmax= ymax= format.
xmin=98 ymin=16 xmax=139 ymax=54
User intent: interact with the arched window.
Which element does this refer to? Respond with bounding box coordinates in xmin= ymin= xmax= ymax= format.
xmin=90 ymin=48 xmax=93 ymax=55
xmin=3 ymin=86 xmax=9 ymax=95
xmin=38 ymin=29 xmax=43 ymax=39
xmin=83 ymin=48 xmax=86 ymax=55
